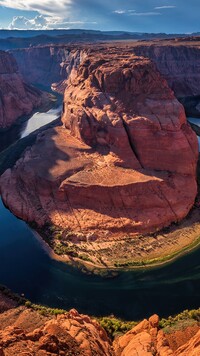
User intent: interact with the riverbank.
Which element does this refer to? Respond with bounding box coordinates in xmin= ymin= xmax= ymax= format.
xmin=32 ymin=194 xmax=200 ymax=273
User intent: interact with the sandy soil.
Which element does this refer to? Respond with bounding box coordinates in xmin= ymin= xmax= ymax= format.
xmin=33 ymin=197 xmax=200 ymax=272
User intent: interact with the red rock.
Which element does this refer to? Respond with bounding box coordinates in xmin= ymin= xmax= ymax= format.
xmin=149 ymin=314 xmax=159 ymax=328
xmin=113 ymin=315 xmax=173 ymax=356
xmin=0 ymin=50 xmax=198 ymax=241
xmin=0 ymin=300 xmax=199 ymax=356
xmin=0 ymin=308 xmax=113 ymax=356
xmin=175 ymin=329 xmax=200 ymax=355
xmin=0 ymin=50 xmax=47 ymax=128
xmin=132 ymin=43 xmax=200 ymax=97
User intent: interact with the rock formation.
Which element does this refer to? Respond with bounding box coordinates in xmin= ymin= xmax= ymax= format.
xmin=11 ymin=41 xmax=200 ymax=98
xmin=132 ymin=43 xmax=200 ymax=98
xmin=0 ymin=51 xmax=198 ymax=242
xmin=0 ymin=50 xmax=47 ymax=128
xmin=113 ymin=314 xmax=200 ymax=356
xmin=0 ymin=301 xmax=199 ymax=356
xmin=0 ymin=307 xmax=113 ymax=356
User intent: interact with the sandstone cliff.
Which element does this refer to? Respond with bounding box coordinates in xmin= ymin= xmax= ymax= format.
xmin=11 ymin=41 xmax=200 ymax=100
xmin=0 ymin=51 xmax=198 ymax=244
xmin=0 ymin=50 xmax=47 ymax=128
xmin=11 ymin=45 xmax=88 ymax=91
xmin=132 ymin=43 xmax=200 ymax=98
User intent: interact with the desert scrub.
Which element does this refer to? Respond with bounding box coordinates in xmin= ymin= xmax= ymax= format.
xmin=54 ymin=242 xmax=78 ymax=257
xmin=78 ymin=254 xmax=93 ymax=262
xmin=25 ymin=301 xmax=66 ymax=316
xmin=99 ymin=317 xmax=137 ymax=339
xmin=159 ymin=308 xmax=200 ymax=333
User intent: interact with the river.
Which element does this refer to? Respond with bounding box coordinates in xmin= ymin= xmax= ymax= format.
xmin=0 ymin=111 xmax=199 ymax=321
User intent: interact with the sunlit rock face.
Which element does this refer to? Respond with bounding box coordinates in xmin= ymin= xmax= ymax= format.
xmin=0 ymin=50 xmax=45 ymax=128
xmin=0 ymin=50 xmax=198 ymax=240
xmin=0 ymin=305 xmax=199 ymax=356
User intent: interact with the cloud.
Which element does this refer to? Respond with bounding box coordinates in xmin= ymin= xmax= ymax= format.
xmin=154 ymin=6 xmax=176 ymax=10
xmin=113 ymin=9 xmax=135 ymax=15
xmin=129 ymin=12 xmax=161 ymax=16
xmin=113 ymin=10 xmax=126 ymax=14
xmin=8 ymin=14 xmax=97 ymax=30
xmin=113 ymin=9 xmax=160 ymax=16
xmin=8 ymin=15 xmax=47 ymax=30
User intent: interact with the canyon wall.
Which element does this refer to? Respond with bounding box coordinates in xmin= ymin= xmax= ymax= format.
xmin=132 ymin=43 xmax=200 ymax=98
xmin=0 ymin=50 xmax=46 ymax=128
xmin=0 ymin=51 xmax=198 ymax=241
xmin=11 ymin=45 xmax=88 ymax=91
xmin=11 ymin=42 xmax=200 ymax=101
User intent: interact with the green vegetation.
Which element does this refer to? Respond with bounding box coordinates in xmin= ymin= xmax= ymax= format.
xmin=99 ymin=316 xmax=137 ymax=339
xmin=99 ymin=309 xmax=200 ymax=339
xmin=114 ymin=235 xmax=200 ymax=269
xmin=78 ymin=254 xmax=93 ymax=262
xmin=159 ymin=308 xmax=200 ymax=333
xmin=25 ymin=301 xmax=66 ymax=316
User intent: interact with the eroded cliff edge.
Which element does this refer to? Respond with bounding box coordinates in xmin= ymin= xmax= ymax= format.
xmin=0 ymin=290 xmax=200 ymax=356
xmin=0 ymin=50 xmax=48 ymax=128
xmin=0 ymin=51 xmax=198 ymax=260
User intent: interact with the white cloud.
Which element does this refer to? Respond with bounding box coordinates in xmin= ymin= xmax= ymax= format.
xmin=129 ymin=12 xmax=161 ymax=16
xmin=8 ymin=14 xmax=97 ymax=30
xmin=113 ymin=9 xmax=160 ymax=16
xmin=9 ymin=15 xmax=52 ymax=30
xmin=0 ymin=0 xmax=72 ymax=16
xmin=113 ymin=10 xmax=127 ymax=14
xmin=154 ymin=6 xmax=176 ymax=10
xmin=113 ymin=9 xmax=136 ymax=15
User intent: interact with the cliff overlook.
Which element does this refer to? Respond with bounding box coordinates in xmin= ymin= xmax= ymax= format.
xmin=0 ymin=50 xmax=198 ymax=254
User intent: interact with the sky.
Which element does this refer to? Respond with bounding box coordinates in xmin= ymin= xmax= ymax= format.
xmin=0 ymin=0 xmax=199 ymax=33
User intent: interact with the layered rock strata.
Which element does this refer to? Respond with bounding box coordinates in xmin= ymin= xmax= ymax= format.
xmin=0 ymin=51 xmax=198 ymax=240
xmin=11 ymin=41 xmax=200 ymax=100
xmin=132 ymin=43 xmax=200 ymax=98
xmin=0 ymin=50 xmax=46 ymax=128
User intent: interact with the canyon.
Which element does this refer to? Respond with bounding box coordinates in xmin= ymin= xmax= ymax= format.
xmin=0 ymin=47 xmax=198 ymax=266
xmin=9 ymin=38 xmax=200 ymax=118
xmin=0 ymin=37 xmax=200 ymax=356
xmin=0 ymin=50 xmax=49 ymax=129
xmin=11 ymin=45 xmax=87 ymax=89
xmin=10 ymin=39 xmax=200 ymax=99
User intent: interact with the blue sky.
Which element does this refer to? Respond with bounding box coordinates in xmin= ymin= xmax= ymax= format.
xmin=0 ymin=0 xmax=199 ymax=33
